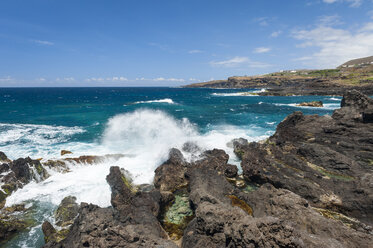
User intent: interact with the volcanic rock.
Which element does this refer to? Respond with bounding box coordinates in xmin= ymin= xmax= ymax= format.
xmin=296 ymin=100 xmax=323 ymax=107
xmin=235 ymin=90 xmax=373 ymax=225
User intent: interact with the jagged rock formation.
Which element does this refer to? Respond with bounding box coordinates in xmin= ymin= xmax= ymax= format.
xmin=0 ymin=157 xmax=49 ymax=208
xmin=234 ymin=90 xmax=373 ymax=225
xmin=44 ymin=166 xmax=177 ymax=248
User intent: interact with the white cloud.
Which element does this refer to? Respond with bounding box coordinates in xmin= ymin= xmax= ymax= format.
xmin=37 ymin=77 xmax=46 ymax=82
xmin=153 ymin=77 xmax=185 ymax=82
xmin=0 ymin=76 xmax=13 ymax=82
xmin=254 ymin=47 xmax=271 ymax=53
xmin=32 ymin=39 xmax=54 ymax=46
xmin=210 ymin=56 xmax=271 ymax=68
xmin=270 ymin=31 xmax=282 ymax=37
xmin=188 ymin=50 xmax=203 ymax=54
xmin=85 ymin=77 xmax=128 ymax=82
xmin=56 ymin=77 xmax=75 ymax=82
xmin=189 ymin=78 xmax=201 ymax=82
xmin=322 ymin=0 xmax=362 ymax=7
xmin=292 ymin=22 xmax=373 ymax=67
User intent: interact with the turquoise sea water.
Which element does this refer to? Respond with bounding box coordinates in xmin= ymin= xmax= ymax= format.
xmin=0 ymin=87 xmax=341 ymax=247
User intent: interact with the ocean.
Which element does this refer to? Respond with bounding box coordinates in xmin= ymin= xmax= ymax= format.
xmin=0 ymin=87 xmax=341 ymax=247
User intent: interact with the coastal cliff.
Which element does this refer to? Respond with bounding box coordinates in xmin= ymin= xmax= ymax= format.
xmin=184 ymin=57 xmax=373 ymax=96
xmin=1 ymin=90 xmax=373 ymax=247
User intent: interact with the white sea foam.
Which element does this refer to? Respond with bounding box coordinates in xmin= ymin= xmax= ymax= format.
xmin=329 ymin=97 xmax=341 ymax=101
xmin=273 ymin=103 xmax=340 ymax=110
xmin=211 ymin=89 xmax=266 ymax=97
xmin=133 ymin=98 xmax=175 ymax=104
xmin=6 ymin=109 xmax=269 ymax=208
xmin=0 ymin=123 xmax=86 ymax=159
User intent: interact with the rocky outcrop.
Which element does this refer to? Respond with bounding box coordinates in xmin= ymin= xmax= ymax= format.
xmin=55 ymin=196 xmax=79 ymax=227
xmin=44 ymin=167 xmax=177 ymax=248
xmin=0 ymin=152 xmax=11 ymax=163
xmin=154 ymin=148 xmax=238 ymax=192
xmin=42 ymin=196 xmax=80 ymax=244
xmin=296 ymin=100 xmax=323 ymax=107
xmin=0 ymin=205 xmax=33 ymax=244
xmin=234 ymin=90 xmax=373 ymax=225
xmin=0 ymin=156 xmax=49 ymax=208
xmin=60 ymin=150 xmax=72 ymax=156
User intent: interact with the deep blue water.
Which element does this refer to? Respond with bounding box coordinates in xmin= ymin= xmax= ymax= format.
xmin=0 ymin=87 xmax=341 ymax=158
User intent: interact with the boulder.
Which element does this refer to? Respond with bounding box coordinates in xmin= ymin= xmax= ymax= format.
xmin=55 ymin=196 xmax=79 ymax=227
xmin=0 ymin=152 xmax=11 ymax=163
xmin=296 ymin=100 xmax=323 ymax=107
xmin=60 ymin=150 xmax=72 ymax=156
xmin=154 ymin=148 xmax=187 ymax=192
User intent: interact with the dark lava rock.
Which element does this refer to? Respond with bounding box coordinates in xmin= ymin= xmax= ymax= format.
xmin=235 ymin=90 xmax=373 ymax=225
xmin=154 ymin=148 xmax=238 ymax=192
xmin=0 ymin=152 xmax=10 ymax=163
xmin=10 ymin=157 xmax=49 ymax=183
xmin=44 ymin=166 xmax=177 ymax=248
xmin=1 ymin=156 xmax=49 ymax=208
xmin=182 ymin=165 xmax=373 ymax=248
xmin=154 ymin=148 xmax=187 ymax=192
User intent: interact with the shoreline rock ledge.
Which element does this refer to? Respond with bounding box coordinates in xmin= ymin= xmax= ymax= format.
xmin=39 ymin=90 xmax=373 ymax=247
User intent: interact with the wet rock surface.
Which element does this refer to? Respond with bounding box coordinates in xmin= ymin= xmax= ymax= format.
xmin=0 ymin=156 xmax=49 ymax=208
xmin=44 ymin=166 xmax=177 ymax=248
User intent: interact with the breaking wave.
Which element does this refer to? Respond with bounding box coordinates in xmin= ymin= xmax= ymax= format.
xmin=6 ymin=109 xmax=269 ymax=208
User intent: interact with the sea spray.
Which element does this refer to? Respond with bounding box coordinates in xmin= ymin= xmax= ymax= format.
xmin=6 ymin=109 xmax=269 ymax=208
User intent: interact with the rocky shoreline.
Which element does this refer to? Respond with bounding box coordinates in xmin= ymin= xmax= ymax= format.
xmin=184 ymin=76 xmax=373 ymax=96
xmin=1 ymin=90 xmax=373 ymax=247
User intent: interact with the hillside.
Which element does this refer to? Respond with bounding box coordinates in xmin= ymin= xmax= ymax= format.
xmin=184 ymin=57 xmax=373 ymax=96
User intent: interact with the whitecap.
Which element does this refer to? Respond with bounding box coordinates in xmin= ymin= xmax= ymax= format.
xmin=133 ymin=98 xmax=175 ymax=104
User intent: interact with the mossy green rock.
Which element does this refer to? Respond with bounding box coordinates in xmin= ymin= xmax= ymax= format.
xmin=55 ymin=196 xmax=79 ymax=227
xmin=165 ymin=194 xmax=193 ymax=225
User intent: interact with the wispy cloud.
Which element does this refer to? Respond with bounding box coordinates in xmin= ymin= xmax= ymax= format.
xmin=270 ymin=31 xmax=282 ymax=38
xmin=56 ymin=77 xmax=75 ymax=82
xmin=152 ymin=77 xmax=185 ymax=82
xmin=292 ymin=20 xmax=373 ymax=67
xmin=0 ymin=76 xmax=13 ymax=82
xmin=210 ymin=56 xmax=271 ymax=68
xmin=31 ymin=39 xmax=54 ymax=46
xmin=254 ymin=17 xmax=270 ymax=26
xmin=85 ymin=77 xmax=128 ymax=82
xmin=188 ymin=49 xmax=203 ymax=54
xmin=317 ymin=15 xmax=343 ymax=26
xmin=254 ymin=47 xmax=271 ymax=53
xmin=322 ymin=0 xmax=362 ymax=7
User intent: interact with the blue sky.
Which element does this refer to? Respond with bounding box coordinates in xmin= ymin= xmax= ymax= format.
xmin=1 ymin=0 xmax=373 ymax=86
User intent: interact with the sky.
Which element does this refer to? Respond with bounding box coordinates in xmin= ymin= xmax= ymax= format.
xmin=1 ymin=0 xmax=373 ymax=87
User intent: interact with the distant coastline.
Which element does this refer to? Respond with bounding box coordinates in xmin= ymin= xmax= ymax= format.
xmin=184 ymin=56 xmax=373 ymax=96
